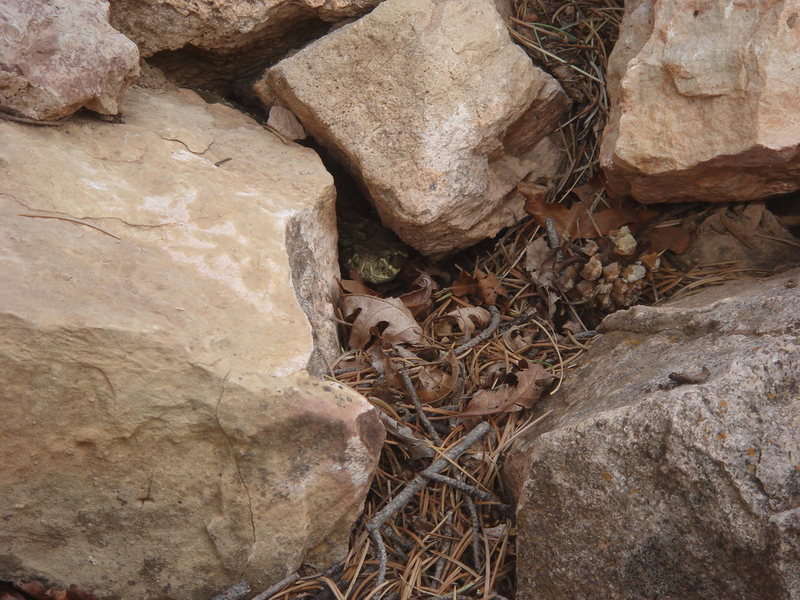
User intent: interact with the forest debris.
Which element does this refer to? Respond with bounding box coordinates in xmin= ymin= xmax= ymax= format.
xmin=460 ymin=361 xmax=556 ymax=418
xmin=341 ymin=295 xmax=423 ymax=348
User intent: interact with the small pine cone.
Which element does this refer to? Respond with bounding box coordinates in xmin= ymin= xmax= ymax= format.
xmin=575 ymin=279 xmax=596 ymax=300
xmin=603 ymin=261 xmax=620 ymax=280
xmin=580 ymin=255 xmax=603 ymax=281
xmin=621 ymin=263 xmax=647 ymax=283
xmin=556 ymin=264 xmax=579 ymax=292
xmin=611 ymin=226 xmax=637 ymax=257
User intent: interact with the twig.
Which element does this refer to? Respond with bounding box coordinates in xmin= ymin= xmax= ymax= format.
xmin=465 ymin=494 xmax=482 ymax=570
xmin=367 ymin=422 xmax=492 ymax=587
xmin=453 ymin=306 xmax=501 ymax=356
xmin=421 ymin=472 xmax=495 ymax=502
xmin=249 ymin=573 xmax=299 ymax=600
xmin=19 ymin=213 xmax=121 ymax=241
xmin=211 ymin=581 xmax=250 ymax=600
xmin=402 ymin=367 xmax=443 ymax=446
xmin=545 ymin=217 xmax=563 ymax=261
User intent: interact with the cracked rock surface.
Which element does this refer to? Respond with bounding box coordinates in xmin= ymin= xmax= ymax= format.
xmin=262 ymin=0 xmax=568 ymax=258
xmin=506 ymin=269 xmax=800 ymax=600
xmin=0 ymin=79 xmax=384 ymax=599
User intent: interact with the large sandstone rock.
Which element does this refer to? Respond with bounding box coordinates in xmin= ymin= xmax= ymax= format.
xmin=0 ymin=0 xmax=140 ymax=121
xmin=600 ymin=0 xmax=800 ymax=203
xmin=262 ymin=0 xmax=569 ymax=258
xmin=0 ymin=82 xmax=384 ymax=599
xmin=506 ymin=270 xmax=800 ymax=599
xmin=109 ymin=0 xmax=383 ymax=91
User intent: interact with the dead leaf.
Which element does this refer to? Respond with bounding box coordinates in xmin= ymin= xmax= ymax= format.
xmin=640 ymin=225 xmax=692 ymax=254
xmin=522 ymin=186 xmax=659 ymax=242
xmin=476 ymin=268 xmax=508 ymax=305
xmin=398 ymin=272 xmax=436 ymax=316
xmin=460 ymin=361 xmax=556 ymax=418
xmin=66 ymin=585 xmax=100 ymax=600
xmin=339 ymin=279 xmax=379 ymax=296
xmin=524 ymin=237 xmax=557 ymax=289
xmin=13 ymin=582 xmax=48 ymax=600
xmin=417 ymin=352 xmax=458 ymax=404
xmin=341 ymin=295 xmax=424 ymax=349
xmin=443 ymin=306 xmax=491 ymax=338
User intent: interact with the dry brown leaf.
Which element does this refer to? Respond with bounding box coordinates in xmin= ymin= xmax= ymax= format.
xmin=476 ymin=268 xmax=508 ymax=305
xmin=641 ymin=225 xmax=692 ymax=254
xmin=398 ymin=272 xmax=436 ymax=316
xmin=443 ymin=306 xmax=491 ymax=338
xmin=66 ymin=585 xmax=100 ymax=600
xmin=460 ymin=361 xmax=556 ymax=418
xmin=522 ymin=186 xmax=659 ymax=242
xmin=417 ymin=352 xmax=458 ymax=404
xmin=341 ymin=295 xmax=423 ymax=349
xmin=339 ymin=279 xmax=379 ymax=296
xmin=524 ymin=237 xmax=557 ymax=289
xmin=13 ymin=582 xmax=48 ymax=600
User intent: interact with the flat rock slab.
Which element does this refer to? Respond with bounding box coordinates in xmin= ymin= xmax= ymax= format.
xmin=0 ymin=84 xmax=383 ymax=599
xmin=263 ymin=0 xmax=568 ymax=258
xmin=0 ymin=0 xmax=139 ymax=120
xmin=506 ymin=270 xmax=800 ymax=600
xmin=600 ymin=0 xmax=800 ymax=203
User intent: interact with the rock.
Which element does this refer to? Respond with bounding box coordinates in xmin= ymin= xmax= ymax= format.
xmin=262 ymin=0 xmax=569 ymax=258
xmin=0 ymin=0 xmax=140 ymax=121
xmin=0 ymin=80 xmax=384 ymax=599
xmin=600 ymin=0 xmax=800 ymax=203
xmin=506 ymin=269 xmax=800 ymax=600
xmin=682 ymin=202 xmax=800 ymax=270
xmin=108 ymin=0 xmax=383 ymax=91
xmin=268 ymin=105 xmax=307 ymax=141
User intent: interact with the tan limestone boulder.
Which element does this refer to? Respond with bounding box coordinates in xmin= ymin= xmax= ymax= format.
xmin=0 ymin=81 xmax=384 ymax=599
xmin=0 ymin=0 xmax=140 ymax=121
xmin=600 ymin=0 xmax=800 ymax=203
xmin=262 ymin=0 xmax=569 ymax=258
xmin=108 ymin=0 xmax=384 ymax=91
xmin=506 ymin=270 xmax=800 ymax=599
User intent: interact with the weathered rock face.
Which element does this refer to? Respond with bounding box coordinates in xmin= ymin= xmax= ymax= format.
xmin=108 ymin=0 xmax=383 ymax=91
xmin=506 ymin=270 xmax=800 ymax=600
xmin=262 ymin=0 xmax=569 ymax=258
xmin=600 ymin=0 xmax=800 ymax=203
xmin=0 ymin=0 xmax=140 ymax=120
xmin=0 ymin=82 xmax=384 ymax=599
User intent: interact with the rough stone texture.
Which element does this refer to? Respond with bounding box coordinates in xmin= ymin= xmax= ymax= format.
xmin=600 ymin=0 xmax=800 ymax=203
xmin=0 ymin=82 xmax=384 ymax=599
xmin=263 ymin=0 xmax=569 ymax=258
xmin=0 ymin=0 xmax=140 ymax=121
xmin=109 ymin=0 xmax=383 ymax=91
xmin=506 ymin=270 xmax=800 ymax=600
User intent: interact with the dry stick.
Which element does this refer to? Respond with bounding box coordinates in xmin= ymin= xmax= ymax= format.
xmin=421 ymin=472 xmax=494 ymax=502
xmin=431 ymin=510 xmax=454 ymax=587
xmin=402 ymin=367 xmax=443 ymax=446
xmin=249 ymin=573 xmax=299 ymax=600
xmin=453 ymin=306 xmax=501 ymax=357
xmin=367 ymin=421 xmax=492 ymax=587
xmin=464 ymin=494 xmax=482 ymax=571
xmin=544 ymin=217 xmax=563 ymax=262
xmin=211 ymin=581 xmax=250 ymax=600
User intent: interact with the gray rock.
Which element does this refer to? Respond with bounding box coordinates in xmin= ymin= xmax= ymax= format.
xmin=0 ymin=0 xmax=140 ymax=120
xmin=506 ymin=269 xmax=800 ymax=600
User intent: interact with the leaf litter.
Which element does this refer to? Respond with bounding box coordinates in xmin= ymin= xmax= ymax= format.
xmin=222 ymin=1 xmax=798 ymax=599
